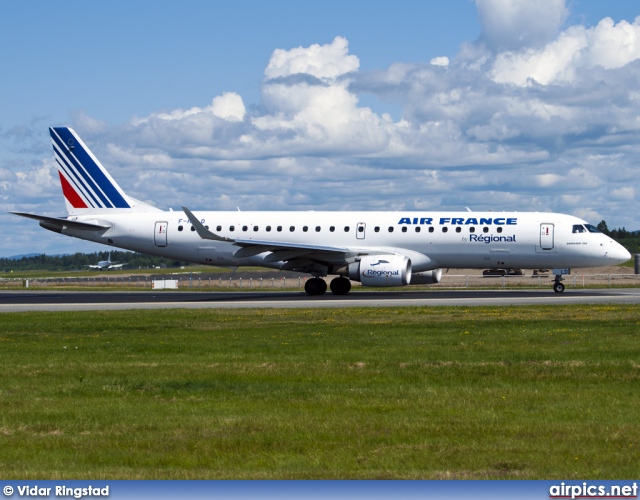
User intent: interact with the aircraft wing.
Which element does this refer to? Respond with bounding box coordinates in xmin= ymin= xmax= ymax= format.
xmin=10 ymin=212 xmax=111 ymax=231
xmin=107 ymin=263 xmax=125 ymax=269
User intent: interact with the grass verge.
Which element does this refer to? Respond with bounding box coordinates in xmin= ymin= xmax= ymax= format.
xmin=0 ymin=305 xmax=638 ymax=479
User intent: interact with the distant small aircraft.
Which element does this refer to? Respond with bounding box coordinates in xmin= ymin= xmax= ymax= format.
xmin=86 ymin=252 xmax=125 ymax=271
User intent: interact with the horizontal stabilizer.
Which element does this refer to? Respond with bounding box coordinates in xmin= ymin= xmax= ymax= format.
xmin=10 ymin=212 xmax=111 ymax=231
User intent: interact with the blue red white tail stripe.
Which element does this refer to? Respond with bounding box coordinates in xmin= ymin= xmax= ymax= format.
xmin=50 ymin=127 xmax=131 ymax=209
xmin=57 ymin=170 xmax=88 ymax=209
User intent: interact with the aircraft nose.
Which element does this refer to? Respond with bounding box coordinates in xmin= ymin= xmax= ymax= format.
xmin=609 ymin=241 xmax=631 ymax=264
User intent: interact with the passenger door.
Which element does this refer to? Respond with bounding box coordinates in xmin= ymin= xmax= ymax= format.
xmin=540 ymin=223 xmax=554 ymax=250
xmin=154 ymin=221 xmax=168 ymax=247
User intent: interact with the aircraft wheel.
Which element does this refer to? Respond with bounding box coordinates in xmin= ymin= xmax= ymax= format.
xmin=305 ymin=277 xmax=327 ymax=296
xmin=553 ymin=282 xmax=565 ymax=293
xmin=330 ymin=277 xmax=351 ymax=295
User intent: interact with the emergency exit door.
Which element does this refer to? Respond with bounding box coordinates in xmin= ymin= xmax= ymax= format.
xmin=155 ymin=221 xmax=168 ymax=247
xmin=356 ymin=222 xmax=366 ymax=239
xmin=540 ymin=223 xmax=554 ymax=250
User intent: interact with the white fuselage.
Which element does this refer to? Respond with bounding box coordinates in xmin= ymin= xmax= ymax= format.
xmin=62 ymin=210 xmax=631 ymax=272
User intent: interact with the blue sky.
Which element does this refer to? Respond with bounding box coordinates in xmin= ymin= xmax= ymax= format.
xmin=1 ymin=0 xmax=639 ymax=257
xmin=0 ymin=1 xmax=481 ymax=125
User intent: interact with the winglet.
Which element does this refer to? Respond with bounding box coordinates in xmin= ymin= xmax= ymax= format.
xmin=181 ymin=207 xmax=234 ymax=242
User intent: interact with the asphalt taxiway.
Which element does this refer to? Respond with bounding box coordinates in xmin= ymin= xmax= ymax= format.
xmin=1 ymin=288 xmax=639 ymax=312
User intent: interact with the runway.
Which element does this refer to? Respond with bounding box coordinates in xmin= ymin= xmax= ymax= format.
xmin=1 ymin=288 xmax=640 ymax=312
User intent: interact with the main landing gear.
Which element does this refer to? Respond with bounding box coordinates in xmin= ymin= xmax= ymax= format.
xmin=304 ymin=277 xmax=352 ymax=296
xmin=329 ymin=276 xmax=351 ymax=295
xmin=304 ymin=277 xmax=327 ymax=296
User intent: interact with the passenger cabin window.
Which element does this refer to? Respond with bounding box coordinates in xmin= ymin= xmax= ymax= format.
xmin=277 ymin=226 xmax=282 ymax=232
xmin=358 ymin=226 xmax=364 ymax=233
xmin=483 ymin=227 xmax=489 ymax=233
xmin=253 ymin=226 xmax=259 ymax=231
xmin=374 ymin=226 xmax=380 ymax=233
xmin=330 ymin=226 xmax=335 ymax=232
xmin=191 ymin=226 xmax=196 ymax=232
xmin=290 ymin=226 xmax=295 ymax=232
xmin=216 ymin=225 xmax=222 ymax=232
xmin=315 ymin=226 xmax=321 ymax=232
xmin=415 ymin=227 xmax=421 ymax=233
xmin=303 ymin=226 xmax=308 ymax=232
xmin=242 ymin=226 xmax=248 ymax=232
xmin=402 ymin=227 xmax=407 ymax=233
xmin=442 ymin=227 xmax=448 ymax=233
xmin=344 ymin=226 xmax=350 ymax=232
xmin=455 ymin=227 xmax=461 ymax=233
xmin=178 ymin=226 xmax=183 ymax=231
xmin=429 ymin=227 xmax=434 ymax=233
xmin=497 ymin=227 xmax=502 ymax=233
xmin=266 ymin=226 xmax=272 ymax=232
xmin=469 ymin=227 xmax=475 ymax=233
xmin=229 ymin=226 xmax=235 ymax=231
xmin=388 ymin=227 xmax=394 ymax=232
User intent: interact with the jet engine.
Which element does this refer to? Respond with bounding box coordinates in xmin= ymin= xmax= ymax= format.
xmin=348 ymin=255 xmax=412 ymax=287
xmin=410 ymin=268 xmax=443 ymax=284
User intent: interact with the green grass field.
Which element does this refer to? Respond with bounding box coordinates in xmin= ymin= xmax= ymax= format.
xmin=0 ymin=305 xmax=638 ymax=479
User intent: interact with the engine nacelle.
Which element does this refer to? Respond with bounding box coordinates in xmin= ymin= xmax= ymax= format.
xmin=411 ymin=268 xmax=443 ymax=284
xmin=348 ymin=255 xmax=412 ymax=287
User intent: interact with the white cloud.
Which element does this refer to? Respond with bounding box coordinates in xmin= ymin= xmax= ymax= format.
xmin=491 ymin=17 xmax=640 ymax=86
xmin=133 ymin=92 xmax=246 ymax=125
xmin=585 ymin=17 xmax=640 ymax=70
xmin=610 ymin=186 xmax=635 ymax=200
xmin=210 ymin=92 xmax=246 ymax=122
xmin=572 ymin=207 xmax=601 ymax=223
xmin=476 ymin=0 xmax=568 ymax=51
xmin=13 ymin=161 xmax=56 ymax=199
xmin=264 ymin=36 xmax=359 ymax=80
xmin=533 ymin=173 xmax=563 ymax=188
xmin=430 ymin=56 xmax=449 ymax=67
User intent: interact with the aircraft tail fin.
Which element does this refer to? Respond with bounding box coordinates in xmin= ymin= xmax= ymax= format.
xmin=50 ymin=127 xmax=159 ymax=215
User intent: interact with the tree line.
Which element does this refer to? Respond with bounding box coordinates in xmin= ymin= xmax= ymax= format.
xmin=1 ymin=251 xmax=192 ymax=272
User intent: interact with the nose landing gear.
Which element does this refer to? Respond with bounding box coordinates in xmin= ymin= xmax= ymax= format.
xmin=552 ymin=268 xmax=570 ymax=293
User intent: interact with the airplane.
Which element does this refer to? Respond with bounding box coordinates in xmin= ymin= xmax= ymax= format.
xmin=10 ymin=127 xmax=631 ymax=296
xmin=86 ymin=251 xmax=125 ymax=271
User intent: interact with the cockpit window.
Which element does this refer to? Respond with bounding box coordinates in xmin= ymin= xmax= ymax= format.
xmin=585 ymin=224 xmax=601 ymax=233
xmin=572 ymin=224 xmax=587 ymax=233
